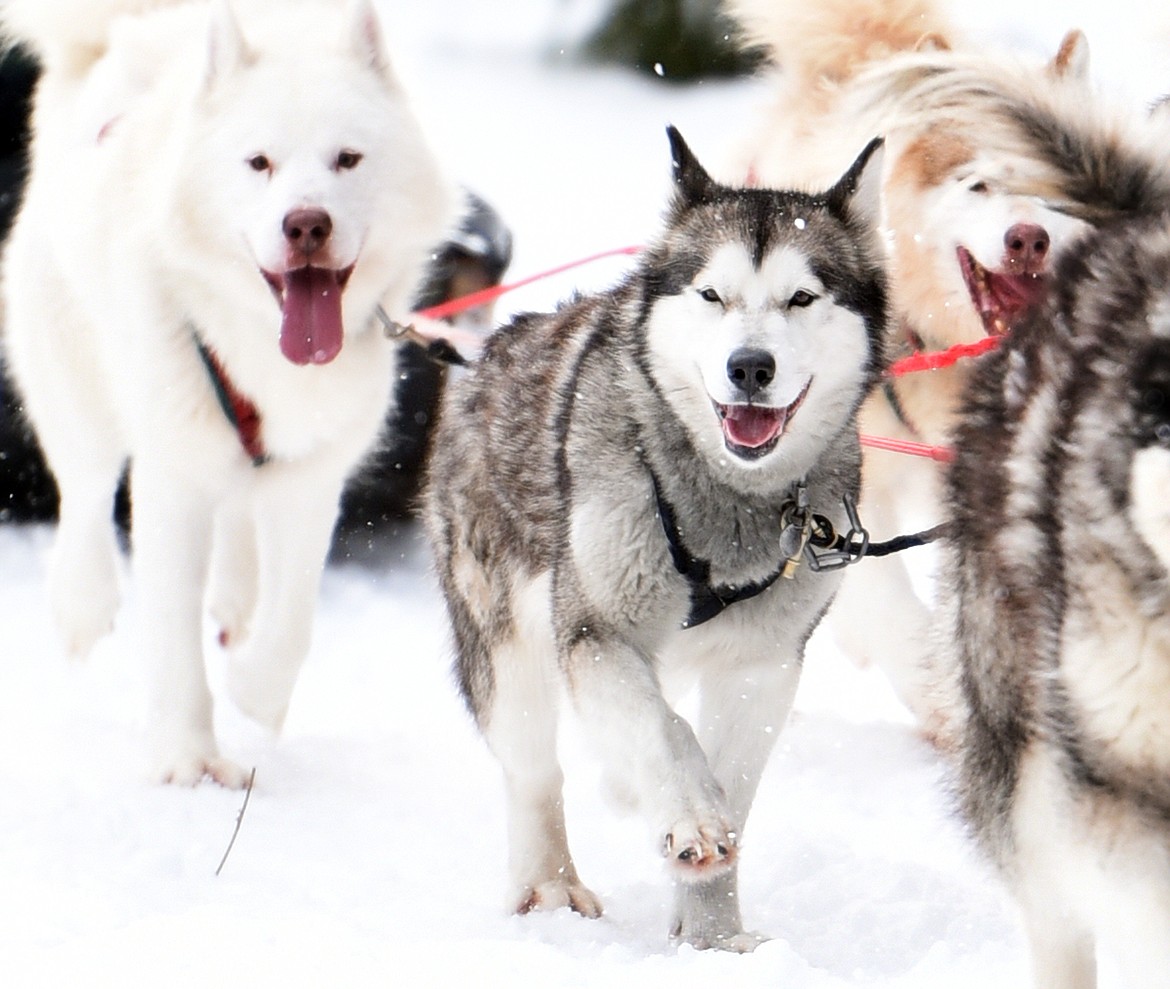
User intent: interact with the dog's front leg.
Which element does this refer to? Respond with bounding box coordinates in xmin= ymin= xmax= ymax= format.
xmin=47 ymin=459 xmax=124 ymax=659
xmin=206 ymin=494 xmax=259 ymax=650
xmin=224 ymin=463 xmax=341 ymax=732
xmin=561 ymin=630 xmax=737 ymax=895
xmin=132 ymin=462 xmax=246 ymax=787
xmin=666 ymin=652 xmax=803 ymax=951
xmin=473 ymin=605 xmax=603 ymax=920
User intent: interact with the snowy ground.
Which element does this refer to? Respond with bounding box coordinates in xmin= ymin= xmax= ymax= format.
xmin=2 ymin=2 xmax=1169 ymax=986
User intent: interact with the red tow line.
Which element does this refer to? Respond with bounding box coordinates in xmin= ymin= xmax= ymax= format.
xmin=886 ymin=335 xmax=1002 ymax=376
xmin=860 ymin=335 xmax=1004 ymax=461
xmin=414 ymin=245 xmax=642 ymax=322
xmin=858 ymin=434 xmax=955 ymax=463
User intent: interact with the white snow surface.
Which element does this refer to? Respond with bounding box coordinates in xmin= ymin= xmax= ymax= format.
xmin=2 ymin=1 xmax=1168 ymax=985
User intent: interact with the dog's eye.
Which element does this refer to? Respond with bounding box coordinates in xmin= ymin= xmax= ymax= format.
xmin=247 ymin=154 xmax=272 ymax=173
xmin=788 ymin=289 xmax=817 ymax=308
xmin=968 ymin=180 xmax=990 ymax=194
xmin=335 ymin=150 xmax=364 ymax=171
xmin=699 ymin=287 xmax=722 ymax=304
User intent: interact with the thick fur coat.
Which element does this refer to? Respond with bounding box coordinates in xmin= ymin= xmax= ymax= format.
xmin=1 ymin=0 xmax=452 ymax=784
xmin=941 ymin=208 xmax=1170 ymax=987
xmin=426 ymin=128 xmax=887 ymax=949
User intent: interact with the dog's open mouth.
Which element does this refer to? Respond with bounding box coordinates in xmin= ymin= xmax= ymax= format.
xmin=263 ymin=265 xmax=354 ymax=366
xmin=957 ymin=247 xmax=1048 ymax=336
xmin=716 ymin=380 xmax=810 ymax=460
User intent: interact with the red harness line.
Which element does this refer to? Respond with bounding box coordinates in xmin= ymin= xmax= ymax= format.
xmin=886 ymin=335 xmax=1002 ymax=376
xmin=414 ymin=244 xmax=642 ymax=322
xmin=861 ymin=335 xmax=1003 ymax=461
xmin=858 ymin=433 xmax=955 ymax=463
xmin=413 ymin=245 xmax=1002 ymax=463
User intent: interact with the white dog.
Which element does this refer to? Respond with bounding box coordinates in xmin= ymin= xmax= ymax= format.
xmin=1 ymin=0 xmax=452 ymax=785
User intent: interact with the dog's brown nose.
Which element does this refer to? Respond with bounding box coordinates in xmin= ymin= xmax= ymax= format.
xmin=283 ymin=208 xmax=332 ymax=257
xmin=1004 ymin=223 xmax=1049 ymax=275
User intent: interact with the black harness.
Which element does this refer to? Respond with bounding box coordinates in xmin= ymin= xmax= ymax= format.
xmin=649 ymin=471 xmax=795 ymax=628
xmin=649 ymin=469 xmax=945 ymax=629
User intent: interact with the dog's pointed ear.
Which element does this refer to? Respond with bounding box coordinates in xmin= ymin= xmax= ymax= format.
xmin=667 ymin=125 xmax=717 ymax=205
xmin=1048 ymin=28 xmax=1089 ymax=81
xmin=825 ymin=137 xmax=885 ymax=229
xmin=204 ymin=0 xmax=250 ymax=88
xmin=346 ymin=0 xmax=396 ymax=82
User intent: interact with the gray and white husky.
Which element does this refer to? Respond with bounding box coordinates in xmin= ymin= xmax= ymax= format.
xmin=425 ymin=128 xmax=887 ymax=949
xmin=941 ymin=207 xmax=1170 ymax=986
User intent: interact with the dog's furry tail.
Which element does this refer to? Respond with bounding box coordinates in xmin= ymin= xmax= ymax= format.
xmin=0 ymin=0 xmax=176 ymax=71
xmin=726 ymin=0 xmax=954 ymax=88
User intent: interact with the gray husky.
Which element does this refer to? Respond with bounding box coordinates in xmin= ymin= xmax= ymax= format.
xmin=425 ymin=128 xmax=887 ymax=949
xmin=941 ymin=208 xmax=1170 ymax=986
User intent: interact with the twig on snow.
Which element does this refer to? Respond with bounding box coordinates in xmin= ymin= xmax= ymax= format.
xmin=215 ymin=766 xmax=257 ymax=877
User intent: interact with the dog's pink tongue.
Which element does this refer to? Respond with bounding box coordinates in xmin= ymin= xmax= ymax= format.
xmin=279 ymin=267 xmax=344 ymax=366
xmin=722 ymin=405 xmax=785 ymax=448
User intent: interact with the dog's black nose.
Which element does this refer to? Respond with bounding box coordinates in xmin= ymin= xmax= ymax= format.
xmin=283 ymin=208 xmax=333 ymax=257
xmin=727 ymin=348 xmax=776 ymax=399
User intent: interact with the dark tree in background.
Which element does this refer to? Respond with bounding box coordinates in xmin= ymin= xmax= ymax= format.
xmin=581 ymin=0 xmax=762 ymax=82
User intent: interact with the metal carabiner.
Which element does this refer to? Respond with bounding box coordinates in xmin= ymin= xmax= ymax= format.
xmin=803 ymin=493 xmax=870 ymax=572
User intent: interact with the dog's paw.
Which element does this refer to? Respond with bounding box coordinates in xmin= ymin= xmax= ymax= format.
xmin=514 ymin=878 xmax=604 ymax=919
xmin=153 ymin=753 xmax=251 ymax=789
xmin=670 ymin=922 xmax=768 ymax=953
xmin=225 ymin=659 xmax=291 ymax=733
xmin=54 ymin=603 xmax=116 ymax=659
xmin=662 ymin=817 xmax=738 ymax=880
xmin=47 ymin=526 xmax=121 ymax=658
xmin=50 ymin=569 xmax=119 ymax=659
